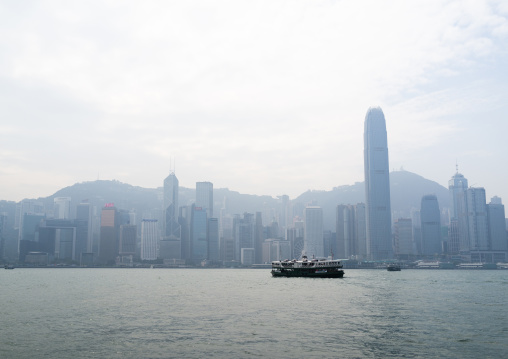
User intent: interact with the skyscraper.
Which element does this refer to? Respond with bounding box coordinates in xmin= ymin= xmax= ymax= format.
xmin=488 ymin=197 xmax=507 ymax=253
xmin=466 ymin=188 xmax=489 ymax=253
xmin=448 ymin=171 xmax=468 ymax=221
xmin=448 ymin=170 xmax=469 ymax=255
xmin=196 ymin=182 xmax=213 ymax=218
xmin=304 ymin=206 xmax=323 ymax=258
xmin=99 ymin=204 xmax=118 ymax=265
xmin=190 ymin=205 xmax=207 ymax=263
xmin=420 ymin=195 xmax=442 ymax=257
xmin=76 ymin=202 xmax=92 ymax=255
xmin=163 ymin=171 xmax=180 ymax=241
xmin=363 ymin=107 xmax=393 ymax=260
xmin=393 ymin=218 xmax=414 ymax=258
xmin=141 ymin=219 xmax=158 ymax=260
xmin=207 ymin=218 xmax=219 ymax=261
xmin=162 ymin=171 xmax=181 ymax=259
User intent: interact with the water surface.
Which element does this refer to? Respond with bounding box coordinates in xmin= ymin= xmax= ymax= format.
xmin=1 ymin=268 xmax=506 ymax=358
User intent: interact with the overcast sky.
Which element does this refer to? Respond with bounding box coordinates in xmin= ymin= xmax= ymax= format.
xmin=1 ymin=0 xmax=508 ymax=203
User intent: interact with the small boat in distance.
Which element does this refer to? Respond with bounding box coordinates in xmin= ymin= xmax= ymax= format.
xmin=271 ymin=256 xmax=344 ymax=278
xmin=387 ymin=264 xmax=401 ymax=271
xmin=4 ymin=264 xmax=15 ymax=270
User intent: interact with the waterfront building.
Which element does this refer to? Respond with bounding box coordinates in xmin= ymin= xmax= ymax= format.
xmin=219 ymin=214 xmax=234 ymax=261
xmin=278 ymin=195 xmax=291 ymax=239
xmin=119 ymin=224 xmax=137 ymax=256
xmin=304 ymin=206 xmax=323 ymax=257
xmin=179 ymin=205 xmax=192 ymax=261
xmin=420 ymin=195 xmax=442 ymax=257
xmin=287 ymin=227 xmax=304 ymax=260
xmin=164 ymin=171 xmax=180 ymax=241
xmin=18 ymin=213 xmax=45 ymax=262
xmin=141 ymin=219 xmax=158 ymax=260
xmin=363 ymin=107 xmax=393 ymax=260
xmin=37 ymin=219 xmax=77 ymax=262
xmin=235 ymin=213 xmax=255 ymax=262
xmin=99 ymin=204 xmax=118 ymax=265
xmin=448 ymin=170 xmax=469 ymax=256
xmin=323 ymin=230 xmax=336 ymax=260
xmin=336 ymin=203 xmax=368 ymax=260
xmin=447 ymin=220 xmax=460 ymax=255
xmin=448 ymin=170 xmax=468 ymax=221
xmin=335 ymin=205 xmax=347 ymax=258
xmin=0 ymin=213 xmax=6 ymax=261
xmin=254 ymin=212 xmax=264 ymax=264
xmin=207 ymin=217 xmax=219 ymax=261
xmin=190 ymin=205 xmax=207 ymax=263
xmin=161 ymin=171 xmax=181 ymax=260
xmin=262 ymin=238 xmax=291 ymax=263
xmin=76 ymin=202 xmax=93 ymax=253
xmin=466 ymin=188 xmax=489 ymax=252
xmin=241 ymin=247 xmax=255 ymax=266
xmin=487 ymin=197 xmax=507 ymax=256
xmin=355 ymin=203 xmax=367 ymax=259
xmin=394 ymin=218 xmax=415 ymax=259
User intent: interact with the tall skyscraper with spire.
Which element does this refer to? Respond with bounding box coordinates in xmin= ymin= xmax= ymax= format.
xmin=364 ymin=107 xmax=393 ymax=260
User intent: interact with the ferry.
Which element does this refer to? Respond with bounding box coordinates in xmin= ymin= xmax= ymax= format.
xmin=386 ymin=263 xmax=401 ymax=271
xmin=271 ymin=256 xmax=344 ymax=278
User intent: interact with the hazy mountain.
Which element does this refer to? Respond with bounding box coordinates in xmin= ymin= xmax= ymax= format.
xmin=33 ymin=170 xmax=448 ymax=231
xmin=294 ymin=170 xmax=449 ymax=230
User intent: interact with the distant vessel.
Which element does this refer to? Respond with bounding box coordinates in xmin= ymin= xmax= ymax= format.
xmin=386 ymin=264 xmax=401 ymax=271
xmin=4 ymin=264 xmax=14 ymax=270
xmin=271 ymin=256 xmax=344 ymax=278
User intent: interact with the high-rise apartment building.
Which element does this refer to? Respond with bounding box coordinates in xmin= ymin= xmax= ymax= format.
xmin=304 ymin=206 xmax=323 ymax=258
xmin=364 ymin=107 xmax=393 ymax=260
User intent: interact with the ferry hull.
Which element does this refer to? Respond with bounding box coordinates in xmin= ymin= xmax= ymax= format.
xmin=271 ymin=269 xmax=344 ymax=278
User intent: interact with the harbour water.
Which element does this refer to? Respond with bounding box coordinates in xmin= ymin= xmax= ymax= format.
xmin=1 ymin=268 xmax=507 ymax=358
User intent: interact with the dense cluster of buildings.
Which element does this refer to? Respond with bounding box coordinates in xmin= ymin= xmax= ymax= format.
xmin=1 ymin=107 xmax=507 ymax=266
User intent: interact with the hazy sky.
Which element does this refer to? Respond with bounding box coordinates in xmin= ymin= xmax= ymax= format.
xmin=1 ymin=0 xmax=508 ymax=203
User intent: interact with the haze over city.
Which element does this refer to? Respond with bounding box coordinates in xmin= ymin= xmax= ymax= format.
xmin=1 ymin=0 xmax=508 ymax=202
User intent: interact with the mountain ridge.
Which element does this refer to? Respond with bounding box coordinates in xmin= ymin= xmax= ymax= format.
xmin=29 ymin=170 xmax=449 ymax=231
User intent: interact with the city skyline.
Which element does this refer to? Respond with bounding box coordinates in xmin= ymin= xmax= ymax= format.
xmin=1 ymin=1 xmax=508 ymax=203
